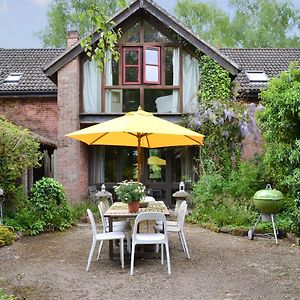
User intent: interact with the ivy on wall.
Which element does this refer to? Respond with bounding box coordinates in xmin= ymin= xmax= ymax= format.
xmin=199 ymin=55 xmax=231 ymax=103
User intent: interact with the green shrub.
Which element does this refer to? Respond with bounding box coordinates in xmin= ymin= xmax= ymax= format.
xmin=4 ymin=208 xmax=45 ymax=235
xmin=30 ymin=177 xmax=73 ymax=231
xmin=0 ymin=225 xmax=16 ymax=246
xmin=0 ymin=288 xmax=17 ymax=300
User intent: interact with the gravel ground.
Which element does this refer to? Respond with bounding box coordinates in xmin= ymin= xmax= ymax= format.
xmin=0 ymin=223 xmax=299 ymax=300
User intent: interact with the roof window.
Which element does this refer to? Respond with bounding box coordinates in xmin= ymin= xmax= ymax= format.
xmin=4 ymin=73 xmax=23 ymax=83
xmin=246 ymin=71 xmax=268 ymax=83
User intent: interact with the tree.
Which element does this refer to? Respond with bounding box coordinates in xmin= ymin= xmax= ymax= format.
xmin=38 ymin=0 xmax=127 ymax=48
xmin=0 ymin=116 xmax=42 ymax=201
xmin=257 ymin=63 xmax=300 ymax=234
xmin=175 ymin=0 xmax=300 ymax=48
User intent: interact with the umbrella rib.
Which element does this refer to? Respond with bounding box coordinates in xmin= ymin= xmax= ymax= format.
xmin=90 ymin=132 xmax=109 ymax=145
xmin=184 ymin=135 xmax=203 ymax=145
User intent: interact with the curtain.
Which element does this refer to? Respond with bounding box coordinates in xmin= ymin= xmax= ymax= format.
xmin=172 ymin=48 xmax=180 ymax=113
xmin=182 ymin=51 xmax=200 ymax=113
xmin=83 ymin=59 xmax=101 ymax=113
xmin=89 ymin=147 xmax=105 ymax=184
xmin=104 ymin=51 xmax=113 ymax=113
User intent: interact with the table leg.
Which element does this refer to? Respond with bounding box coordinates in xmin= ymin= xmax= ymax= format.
xmin=109 ymin=216 xmax=113 ymax=260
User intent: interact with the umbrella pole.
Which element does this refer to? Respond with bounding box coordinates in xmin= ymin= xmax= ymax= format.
xmin=137 ymin=136 xmax=141 ymax=182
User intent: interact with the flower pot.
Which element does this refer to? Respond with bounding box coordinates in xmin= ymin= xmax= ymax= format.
xmin=128 ymin=201 xmax=140 ymax=213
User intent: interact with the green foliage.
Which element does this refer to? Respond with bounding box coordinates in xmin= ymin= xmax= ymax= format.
xmin=80 ymin=3 xmax=122 ymax=71
xmin=174 ymin=0 xmax=235 ymax=47
xmin=257 ymin=63 xmax=300 ymax=234
xmin=0 ymin=288 xmax=17 ymax=300
xmin=0 ymin=116 xmax=42 ymax=203
xmin=185 ymin=100 xmax=248 ymax=178
xmin=30 ymin=178 xmax=73 ymax=231
xmin=70 ymin=202 xmax=97 ymax=222
xmin=0 ymin=225 xmax=16 ymax=246
xmin=114 ymin=180 xmax=145 ymax=203
xmin=38 ymin=0 xmax=127 ymax=48
xmin=199 ymin=56 xmax=231 ymax=103
xmin=175 ymin=0 xmax=300 ymax=48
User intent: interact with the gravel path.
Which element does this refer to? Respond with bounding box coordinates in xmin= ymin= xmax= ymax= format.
xmin=0 ymin=223 xmax=299 ymax=300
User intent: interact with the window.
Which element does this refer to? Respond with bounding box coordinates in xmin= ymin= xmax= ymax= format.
xmin=246 ymin=71 xmax=268 ymax=83
xmin=123 ymin=48 xmax=141 ymax=84
xmin=4 ymin=72 xmax=22 ymax=83
xmin=144 ymin=46 xmax=160 ymax=84
xmin=123 ymin=46 xmax=160 ymax=85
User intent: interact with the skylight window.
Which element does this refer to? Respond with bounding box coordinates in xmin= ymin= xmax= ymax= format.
xmin=4 ymin=73 xmax=23 ymax=83
xmin=246 ymin=71 xmax=268 ymax=83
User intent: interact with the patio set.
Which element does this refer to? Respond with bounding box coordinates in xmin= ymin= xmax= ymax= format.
xmin=85 ymin=197 xmax=190 ymax=275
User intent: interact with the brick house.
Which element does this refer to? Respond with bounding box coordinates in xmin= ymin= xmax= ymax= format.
xmin=1 ymin=0 xmax=299 ymax=204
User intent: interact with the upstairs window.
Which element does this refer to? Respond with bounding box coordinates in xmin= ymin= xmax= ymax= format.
xmin=123 ymin=46 xmax=160 ymax=85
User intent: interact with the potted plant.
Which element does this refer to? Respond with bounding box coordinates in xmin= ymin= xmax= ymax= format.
xmin=114 ymin=180 xmax=145 ymax=213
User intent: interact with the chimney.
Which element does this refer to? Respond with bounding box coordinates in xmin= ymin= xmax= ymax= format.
xmin=67 ymin=31 xmax=79 ymax=48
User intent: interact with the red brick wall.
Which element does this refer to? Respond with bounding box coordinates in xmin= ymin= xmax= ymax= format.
xmin=0 ymin=97 xmax=57 ymax=142
xmin=56 ymin=57 xmax=89 ymax=203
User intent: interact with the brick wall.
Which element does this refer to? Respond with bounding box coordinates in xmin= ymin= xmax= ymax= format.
xmin=56 ymin=57 xmax=89 ymax=203
xmin=0 ymin=97 xmax=57 ymax=142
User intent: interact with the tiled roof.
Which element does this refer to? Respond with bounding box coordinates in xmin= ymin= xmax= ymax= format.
xmin=0 ymin=48 xmax=64 ymax=95
xmin=220 ymin=48 xmax=300 ymax=96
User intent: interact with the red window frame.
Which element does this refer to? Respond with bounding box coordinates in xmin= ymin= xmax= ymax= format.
xmin=143 ymin=46 xmax=161 ymax=84
xmin=123 ymin=47 xmax=141 ymax=85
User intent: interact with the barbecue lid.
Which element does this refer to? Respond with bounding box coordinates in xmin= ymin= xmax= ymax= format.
xmin=253 ymin=184 xmax=284 ymax=201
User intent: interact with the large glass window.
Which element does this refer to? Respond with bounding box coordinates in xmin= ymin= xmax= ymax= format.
xmin=165 ymin=47 xmax=174 ymax=86
xmin=144 ymin=89 xmax=173 ymax=112
xmin=123 ymin=48 xmax=141 ymax=84
xmin=123 ymin=89 xmax=140 ymax=112
xmin=144 ymin=46 xmax=160 ymax=84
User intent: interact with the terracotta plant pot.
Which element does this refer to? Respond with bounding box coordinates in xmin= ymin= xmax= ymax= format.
xmin=128 ymin=201 xmax=140 ymax=213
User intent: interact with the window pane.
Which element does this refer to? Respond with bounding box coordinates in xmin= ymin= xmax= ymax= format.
xmin=123 ymin=89 xmax=140 ymax=112
xmin=165 ymin=47 xmax=174 ymax=85
xmin=125 ymin=67 xmax=139 ymax=83
xmin=146 ymin=49 xmax=159 ymax=65
xmin=125 ymin=50 xmax=139 ymax=65
xmin=112 ymin=59 xmax=119 ymax=85
xmin=144 ymin=89 xmax=173 ymax=112
xmin=148 ymin=149 xmax=166 ymax=181
xmin=144 ymin=21 xmax=171 ymax=42
xmin=121 ymin=22 xmax=140 ymax=43
xmin=122 ymin=148 xmax=138 ymax=180
xmin=105 ymin=147 xmax=118 ymax=182
xmin=145 ymin=66 xmax=159 ymax=82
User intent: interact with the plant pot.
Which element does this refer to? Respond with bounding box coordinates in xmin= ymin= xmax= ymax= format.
xmin=128 ymin=201 xmax=140 ymax=213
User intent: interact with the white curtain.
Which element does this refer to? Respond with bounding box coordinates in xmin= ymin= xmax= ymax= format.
xmin=104 ymin=51 xmax=113 ymax=113
xmin=83 ymin=59 xmax=101 ymax=113
xmin=172 ymin=48 xmax=180 ymax=113
xmin=182 ymin=51 xmax=200 ymax=113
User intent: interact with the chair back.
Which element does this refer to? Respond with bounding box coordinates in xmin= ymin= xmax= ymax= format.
xmin=133 ymin=212 xmax=167 ymax=235
xmin=98 ymin=202 xmax=108 ymax=233
xmin=143 ymin=196 xmax=156 ymax=202
xmin=177 ymin=201 xmax=187 ymax=229
xmin=87 ymin=209 xmax=98 ymax=238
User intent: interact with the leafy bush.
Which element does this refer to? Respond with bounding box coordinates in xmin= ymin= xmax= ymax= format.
xmin=0 ymin=288 xmax=17 ymax=300
xmin=30 ymin=177 xmax=73 ymax=231
xmin=0 ymin=225 xmax=16 ymax=246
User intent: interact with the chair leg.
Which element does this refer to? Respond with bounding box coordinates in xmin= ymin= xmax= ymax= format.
xmin=180 ymin=230 xmax=190 ymax=259
xmin=97 ymin=240 xmax=104 ymax=261
xmin=178 ymin=231 xmax=186 ymax=252
xmin=165 ymin=242 xmax=171 ymax=275
xmin=120 ymin=238 xmax=124 ymax=269
xmin=130 ymin=243 xmax=136 ymax=275
xmin=161 ymin=243 xmax=164 ymax=265
xmin=86 ymin=240 xmax=96 ymax=272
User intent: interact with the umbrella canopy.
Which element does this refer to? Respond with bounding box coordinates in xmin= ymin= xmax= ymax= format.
xmin=66 ymin=108 xmax=204 ymax=181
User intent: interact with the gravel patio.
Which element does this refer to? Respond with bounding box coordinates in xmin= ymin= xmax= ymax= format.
xmin=0 ymin=223 xmax=299 ymax=300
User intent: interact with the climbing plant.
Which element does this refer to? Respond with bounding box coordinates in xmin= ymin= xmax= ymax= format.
xmin=199 ymin=55 xmax=232 ymax=103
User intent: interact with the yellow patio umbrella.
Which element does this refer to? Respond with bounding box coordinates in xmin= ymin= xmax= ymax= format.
xmin=66 ymin=107 xmax=204 ymax=181
xmin=148 ymin=156 xmax=166 ymax=166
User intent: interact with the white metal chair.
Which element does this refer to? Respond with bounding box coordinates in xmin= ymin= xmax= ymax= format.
xmin=142 ymin=196 xmax=156 ymax=231
xmin=130 ymin=212 xmax=171 ymax=275
xmin=86 ymin=209 xmax=125 ymax=271
xmin=98 ymin=202 xmax=131 ymax=252
xmin=155 ymin=201 xmax=190 ymax=259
